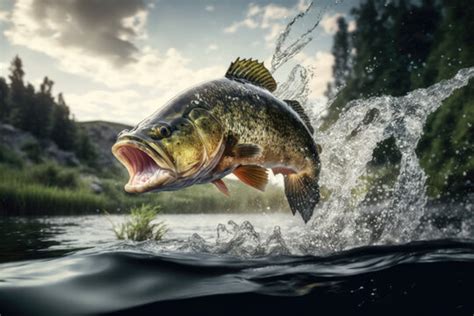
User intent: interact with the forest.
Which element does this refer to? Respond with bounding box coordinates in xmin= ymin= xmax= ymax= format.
xmin=324 ymin=0 xmax=473 ymax=200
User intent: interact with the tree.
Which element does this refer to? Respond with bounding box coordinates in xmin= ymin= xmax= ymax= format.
xmin=332 ymin=17 xmax=351 ymax=91
xmin=415 ymin=0 xmax=474 ymax=199
xmin=323 ymin=0 xmax=472 ymax=200
xmin=51 ymin=93 xmax=76 ymax=151
xmin=75 ymin=127 xmax=98 ymax=166
xmin=0 ymin=77 xmax=9 ymax=122
xmin=8 ymin=56 xmax=28 ymax=130
xmin=29 ymin=77 xmax=55 ymax=138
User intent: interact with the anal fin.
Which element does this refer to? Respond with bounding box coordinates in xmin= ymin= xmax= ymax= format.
xmin=284 ymin=171 xmax=320 ymax=223
xmin=213 ymin=179 xmax=229 ymax=196
xmin=233 ymin=165 xmax=268 ymax=191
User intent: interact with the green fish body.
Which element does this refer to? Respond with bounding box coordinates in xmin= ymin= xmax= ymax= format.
xmin=112 ymin=58 xmax=321 ymax=222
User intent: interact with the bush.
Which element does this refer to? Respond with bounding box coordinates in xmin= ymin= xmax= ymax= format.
xmin=21 ymin=141 xmax=43 ymax=163
xmin=0 ymin=144 xmax=23 ymax=167
xmin=110 ymin=204 xmax=167 ymax=241
xmin=30 ymin=163 xmax=79 ymax=189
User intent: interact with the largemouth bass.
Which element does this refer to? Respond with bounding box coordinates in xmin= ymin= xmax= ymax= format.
xmin=112 ymin=58 xmax=321 ymax=222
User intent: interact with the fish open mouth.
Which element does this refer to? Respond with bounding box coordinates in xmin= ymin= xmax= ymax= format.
xmin=112 ymin=141 xmax=174 ymax=193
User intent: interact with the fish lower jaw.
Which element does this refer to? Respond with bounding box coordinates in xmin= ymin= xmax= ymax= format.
xmin=125 ymin=169 xmax=173 ymax=193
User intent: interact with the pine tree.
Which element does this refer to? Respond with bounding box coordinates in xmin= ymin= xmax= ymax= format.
xmin=331 ymin=17 xmax=351 ymax=92
xmin=0 ymin=77 xmax=9 ymax=122
xmin=415 ymin=0 xmax=474 ymax=199
xmin=8 ymin=56 xmax=29 ymax=130
xmin=30 ymin=77 xmax=55 ymax=138
xmin=75 ymin=127 xmax=98 ymax=166
xmin=51 ymin=93 xmax=76 ymax=151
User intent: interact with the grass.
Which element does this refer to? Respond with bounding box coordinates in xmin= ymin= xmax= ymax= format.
xmin=0 ymin=183 xmax=110 ymax=215
xmin=0 ymin=161 xmax=290 ymax=215
xmin=0 ymin=163 xmax=114 ymax=214
xmin=0 ymin=164 xmax=111 ymax=215
xmin=110 ymin=204 xmax=167 ymax=241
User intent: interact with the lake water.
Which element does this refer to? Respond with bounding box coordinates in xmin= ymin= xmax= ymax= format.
xmin=0 ymin=213 xmax=473 ymax=315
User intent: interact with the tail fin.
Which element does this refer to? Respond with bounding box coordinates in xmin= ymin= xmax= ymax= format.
xmin=284 ymin=168 xmax=320 ymax=223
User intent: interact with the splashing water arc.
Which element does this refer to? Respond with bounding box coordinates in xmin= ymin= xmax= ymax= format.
xmin=185 ymin=2 xmax=474 ymax=256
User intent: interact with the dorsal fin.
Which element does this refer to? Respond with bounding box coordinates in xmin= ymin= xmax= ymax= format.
xmin=225 ymin=58 xmax=277 ymax=92
xmin=284 ymin=100 xmax=314 ymax=134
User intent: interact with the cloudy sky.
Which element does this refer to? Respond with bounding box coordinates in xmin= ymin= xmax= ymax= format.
xmin=0 ymin=0 xmax=357 ymax=125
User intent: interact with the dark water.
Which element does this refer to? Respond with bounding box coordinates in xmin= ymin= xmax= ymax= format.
xmin=0 ymin=240 xmax=473 ymax=315
xmin=0 ymin=215 xmax=473 ymax=315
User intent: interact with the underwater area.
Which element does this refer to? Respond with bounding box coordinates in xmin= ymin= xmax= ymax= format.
xmin=0 ymin=0 xmax=473 ymax=315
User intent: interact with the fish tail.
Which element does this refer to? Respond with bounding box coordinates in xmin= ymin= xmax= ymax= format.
xmin=283 ymin=162 xmax=320 ymax=224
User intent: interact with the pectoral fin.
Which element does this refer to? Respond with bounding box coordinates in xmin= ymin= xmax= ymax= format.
xmin=233 ymin=165 xmax=268 ymax=191
xmin=212 ymin=179 xmax=229 ymax=196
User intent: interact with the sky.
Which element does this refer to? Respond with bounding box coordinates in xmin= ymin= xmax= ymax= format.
xmin=0 ymin=0 xmax=358 ymax=125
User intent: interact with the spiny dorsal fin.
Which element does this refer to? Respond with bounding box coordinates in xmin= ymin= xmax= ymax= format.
xmin=225 ymin=58 xmax=277 ymax=92
xmin=284 ymin=99 xmax=314 ymax=134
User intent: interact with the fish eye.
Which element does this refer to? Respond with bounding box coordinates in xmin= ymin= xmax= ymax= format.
xmin=159 ymin=126 xmax=171 ymax=138
xmin=149 ymin=124 xmax=171 ymax=139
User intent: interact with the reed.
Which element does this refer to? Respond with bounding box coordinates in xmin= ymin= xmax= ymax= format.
xmin=110 ymin=204 xmax=167 ymax=241
xmin=0 ymin=162 xmax=289 ymax=215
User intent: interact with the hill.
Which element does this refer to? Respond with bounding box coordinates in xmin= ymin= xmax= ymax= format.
xmin=79 ymin=120 xmax=132 ymax=170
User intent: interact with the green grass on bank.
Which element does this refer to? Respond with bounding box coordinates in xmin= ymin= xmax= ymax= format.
xmin=0 ymin=162 xmax=289 ymax=215
xmin=0 ymin=164 xmax=111 ymax=215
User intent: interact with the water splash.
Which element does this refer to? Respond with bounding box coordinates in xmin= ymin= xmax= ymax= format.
xmin=182 ymin=2 xmax=474 ymax=257
xmin=270 ymin=1 xmax=327 ymax=73
xmin=179 ymin=220 xmax=291 ymax=257
xmin=274 ymin=64 xmax=314 ymax=105
xmin=307 ymin=67 xmax=474 ymax=253
xmin=191 ymin=68 xmax=473 ymax=257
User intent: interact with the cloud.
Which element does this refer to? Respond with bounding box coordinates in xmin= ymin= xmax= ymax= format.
xmin=2 ymin=0 xmax=226 ymax=123
xmin=66 ymin=89 xmax=164 ymax=124
xmin=207 ymin=43 xmax=218 ymax=52
xmin=348 ymin=20 xmax=356 ymax=32
xmin=205 ymin=5 xmax=215 ymax=12
xmin=0 ymin=10 xmax=9 ymax=22
xmin=295 ymin=51 xmax=334 ymax=99
xmin=3 ymin=0 xmax=224 ymax=90
xmin=320 ymin=13 xmax=344 ymax=35
xmin=224 ymin=1 xmax=309 ymax=45
xmin=0 ymin=62 xmax=7 ymax=74
xmin=5 ymin=0 xmax=149 ymax=65
xmin=320 ymin=13 xmax=356 ymax=35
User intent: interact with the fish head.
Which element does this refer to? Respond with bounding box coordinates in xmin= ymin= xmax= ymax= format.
xmin=112 ymin=106 xmax=224 ymax=193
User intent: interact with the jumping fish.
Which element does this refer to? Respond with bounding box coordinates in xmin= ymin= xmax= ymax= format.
xmin=112 ymin=58 xmax=321 ymax=222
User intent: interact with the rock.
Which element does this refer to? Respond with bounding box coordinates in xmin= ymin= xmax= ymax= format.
xmin=79 ymin=121 xmax=132 ymax=170
xmin=45 ymin=142 xmax=80 ymax=166
xmin=0 ymin=123 xmax=81 ymax=166
xmin=89 ymin=182 xmax=103 ymax=194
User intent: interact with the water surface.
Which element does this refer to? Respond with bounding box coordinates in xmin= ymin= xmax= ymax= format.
xmin=0 ymin=213 xmax=473 ymax=315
